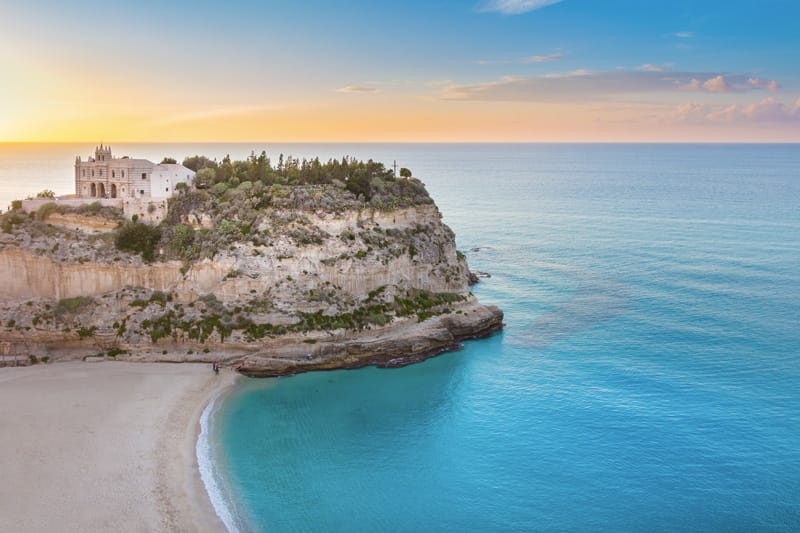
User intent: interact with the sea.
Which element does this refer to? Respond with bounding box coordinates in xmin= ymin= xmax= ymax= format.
xmin=2 ymin=143 xmax=799 ymax=532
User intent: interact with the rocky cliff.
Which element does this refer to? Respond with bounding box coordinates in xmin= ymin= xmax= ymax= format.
xmin=0 ymin=182 xmax=502 ymax=375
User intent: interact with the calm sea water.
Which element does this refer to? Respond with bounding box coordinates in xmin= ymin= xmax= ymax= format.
xmin=2 ymin=144 xmax=799 ymax=531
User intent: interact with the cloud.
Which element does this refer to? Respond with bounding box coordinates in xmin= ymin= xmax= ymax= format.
xmin=681 ymin=74 xmax=779 ymax=94
xmin=673 ymin=31 xmax=694 ymax=38
xmin=640 ymin=64 xmax=668 ymax=72
xmin=443 ymin=71 xmax=781 ymax=102
xmin=668 ymin=102 xmax=711 ymax=124
xmin=702 ymin=75 xmax=731 ymax=93
xmin=480 ymin=0 xmax=563 ymax=15
xmin=748 ymin=77 xmax=780 ymax=92
xmin=669 ymin=98 xmax=800 ymax=124
xmin=522 ymin=53 xmax=563 ymax=63
xmin=336 ymin=86 xmax=380 ymax=94
xmin=478 ymin=52 xmax=563 ymax=65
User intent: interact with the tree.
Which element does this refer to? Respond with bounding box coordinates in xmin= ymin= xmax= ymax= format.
xmin=36 ymin=189 xmax=56 ymax=199
xmin=182 ymin=155 xmax=218 ymax=172
xmin=160 ymin=157 xmax=177 ymax=164
xmin=115 ymin=221 xmax=162 ymax=262
xmin=399 ymin=168 xmax=412 ymax=178
xmin=194 ymin=168 xmax=217 ymax=189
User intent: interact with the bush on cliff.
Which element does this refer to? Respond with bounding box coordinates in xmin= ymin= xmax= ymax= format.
xmin=114 ymin=221 xmax=162 ymax=262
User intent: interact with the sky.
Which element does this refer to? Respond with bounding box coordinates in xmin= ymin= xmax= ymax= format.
xmin=1 ymin=0 xmax=799 ymax=142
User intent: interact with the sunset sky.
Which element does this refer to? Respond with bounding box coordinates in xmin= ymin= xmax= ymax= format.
xmin=1 ymin=0 xmax=799 ymax=142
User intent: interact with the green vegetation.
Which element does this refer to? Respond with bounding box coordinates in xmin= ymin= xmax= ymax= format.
xmin=114 ymin=220 xmax=162 ymax=262
xmin=37 ymin=202 xmax=59 ymax=221
xmin=57 ymin=296 xmax=94 ymax=315
xmin=129 ymin=287 xmax=465 ymax=344
xmin=1 ymin=211 xmax=26 ymax=233
xmin=105 ymin=153 xmax=428 ymax=262
xmin=77 ymin=326 xmax=97 ymax=339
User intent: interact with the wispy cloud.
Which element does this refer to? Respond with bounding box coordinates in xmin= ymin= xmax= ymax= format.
xmin=480 ymin=0 xmax=563 ymax=15
xmin=336 ymin=86 xmax=380 ymax=94
xmin=669 ymin=98 xmax=800 ymax=124
xmin=443 ymin=71 xmax=782 ymax=102
xmin=477 ymin=52 xmax=563 ymax=65
xmin=522 ymin=53 xmax=564 ymax=63
xmin=640 ymin=63 xmax=669 ymax=72
xmin=748 ymin=77 xmax=780 ymax=91
xmin=672 ymin=31 xmax=694 ymax=38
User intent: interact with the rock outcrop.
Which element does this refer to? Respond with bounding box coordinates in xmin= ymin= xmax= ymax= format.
xmin=0 ymin=191 xmax=503 ymax=375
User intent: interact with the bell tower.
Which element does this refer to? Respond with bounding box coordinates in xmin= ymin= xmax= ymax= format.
xmin=95 ymin=144 xmax=112 ymax=162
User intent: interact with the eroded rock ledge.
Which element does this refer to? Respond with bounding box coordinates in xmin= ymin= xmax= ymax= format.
xmin=1 ymin=182 xmax=503 ymax=373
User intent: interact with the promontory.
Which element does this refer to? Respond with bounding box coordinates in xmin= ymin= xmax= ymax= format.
xmin=0 ymin=149 xmax=503 ymax=376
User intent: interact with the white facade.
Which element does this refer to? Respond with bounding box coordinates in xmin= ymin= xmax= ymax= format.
xmin=75 ymin=145 xmax=194 ymax=200
xmin=149 ymin=164 xmax=194 ymax=198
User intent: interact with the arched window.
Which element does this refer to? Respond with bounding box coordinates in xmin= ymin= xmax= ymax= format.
xmin=112 ymin=170 xmax=115 ymax=178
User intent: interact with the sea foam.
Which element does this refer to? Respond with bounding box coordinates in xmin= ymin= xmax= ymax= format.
xmin=197 ymin=393 xmax=241 ymax=533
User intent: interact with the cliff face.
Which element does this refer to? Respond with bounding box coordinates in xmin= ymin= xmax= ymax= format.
xmin=0 ymin=201 xmax=502 ymax=373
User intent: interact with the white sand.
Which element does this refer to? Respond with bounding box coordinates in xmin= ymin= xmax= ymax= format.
xmin=0 ymin=361 xmax=236 ymax=532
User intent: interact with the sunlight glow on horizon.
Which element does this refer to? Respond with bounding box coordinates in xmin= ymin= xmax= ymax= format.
xmin=1 ymin=1 xmax=798 ymax=143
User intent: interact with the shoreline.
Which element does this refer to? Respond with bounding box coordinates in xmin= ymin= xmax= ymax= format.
xmin=0 ymin=361 xmax=237 ymax=533
xmin=159 ymin=366 xmax=239 ymax=533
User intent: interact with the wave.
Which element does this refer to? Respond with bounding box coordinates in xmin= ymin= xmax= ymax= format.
xmin=197 ymin=392 xmax=241 ymax=533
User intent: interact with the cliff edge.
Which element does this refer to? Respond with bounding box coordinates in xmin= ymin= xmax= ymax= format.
xmin=0 ymin=156 xmax=502 ymax=375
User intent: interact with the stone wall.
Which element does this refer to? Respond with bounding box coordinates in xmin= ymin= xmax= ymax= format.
xmin=21 ymin=198 xmax=123 ymax=213
xmin=122 ymin=198 xmax=169 ymax=224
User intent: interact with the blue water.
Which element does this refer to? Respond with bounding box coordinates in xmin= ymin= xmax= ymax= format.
xmin=2 ymin=143 xmax=797 ymax=531
xmin=208 ymin=144 xmax=800 ymax=532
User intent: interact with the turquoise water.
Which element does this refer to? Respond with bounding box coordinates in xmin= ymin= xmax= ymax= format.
xmin=1 ymin=144 xmax=798 ymax=531
xmin=208 ymin=144 xmax=800 ymax=532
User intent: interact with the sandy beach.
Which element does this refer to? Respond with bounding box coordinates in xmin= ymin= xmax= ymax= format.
xmin=0 ymin=361 xmax=236 ymax=532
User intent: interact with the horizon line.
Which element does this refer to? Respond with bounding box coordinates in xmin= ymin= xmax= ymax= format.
xmin=2 ymin=141 xmax=799 ymax=145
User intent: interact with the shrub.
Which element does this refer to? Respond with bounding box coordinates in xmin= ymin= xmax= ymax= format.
xmin=114 ymin=221 xmax=162 ymax=262
xmin=77 ymin=326 xmax=97 ymax=339
xmin=57 ymin=296 xmax=93 ymax=315
xmin=37 ymin=202 xmax=59 ymax=221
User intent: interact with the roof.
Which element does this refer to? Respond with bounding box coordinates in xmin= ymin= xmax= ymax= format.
xmin=152 ymin=163 xmax=195 ymax=173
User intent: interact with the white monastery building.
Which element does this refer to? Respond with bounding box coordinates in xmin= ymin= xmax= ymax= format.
xmin=75 ymin=145 xmax=195 ymax=200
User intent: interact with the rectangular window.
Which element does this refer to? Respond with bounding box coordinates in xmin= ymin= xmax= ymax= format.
xmin=142 ymin=173 xmax=147 ymax=180
xmin=112 ymin=171 xmax=115 ymax=178
xmin=122 ymin=171 xmax=125 ymax=178
xmin=166 ymin=187 xmax=170 ymax=192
